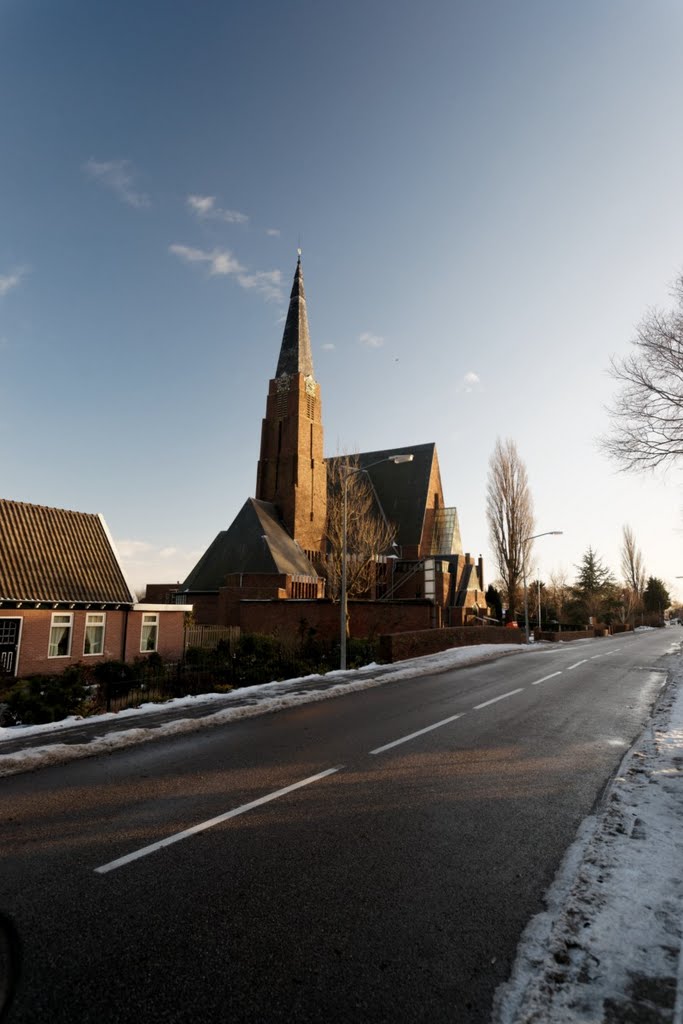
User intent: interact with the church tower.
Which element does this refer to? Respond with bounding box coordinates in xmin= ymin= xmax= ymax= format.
xmin=255 ymin=253 xmax=327 ymax=556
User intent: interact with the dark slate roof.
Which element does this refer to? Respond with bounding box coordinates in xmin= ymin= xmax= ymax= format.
xmin=181 ymin=498 xmax=317 ymax=592
xmin=326 ymin=443 xmax=436 ymax=548
xmin=0 ymin=499 xmax=136 ymax=605
xmin=275 ymin=254 xmax=314 ymax=379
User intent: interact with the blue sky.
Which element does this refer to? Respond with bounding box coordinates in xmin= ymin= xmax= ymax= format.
xmin=3 ymin=0 xmax=683 ymax=598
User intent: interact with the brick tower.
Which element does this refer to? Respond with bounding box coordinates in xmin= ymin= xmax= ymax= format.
xmin=255 ymin=253 xmax=327 ymax=556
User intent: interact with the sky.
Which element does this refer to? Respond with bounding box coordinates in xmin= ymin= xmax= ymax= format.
xmin=2 ymin=0 xmax=683 ymax=599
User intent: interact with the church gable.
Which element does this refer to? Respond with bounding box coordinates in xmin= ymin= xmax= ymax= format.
xmin=181 ymin=498 xmax=316 ymax=593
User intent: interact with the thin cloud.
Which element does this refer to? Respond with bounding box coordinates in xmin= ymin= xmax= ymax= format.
xmin=170 ymin=244 xmax=282 ymax=302
xmin=115 ymin=539 xmax=153 ymax=559
xmin=237 ymin=269 xmax=283 ymax=302
xmin=169 ymin=244 xmax=245 ymax=276
xmin=463 ymin=371 xmax=481 ymax=393
xmin=266 ymin=228 xmax=281 ymax=237
xmin=83 ymin=158 xmax=150 ymax=208
xmin=321 ymin=343 xmax=335 ymax=351
xmin=0 ymin=267 xmax=26 ymax=297
xmin=359 ymin=331 xmax=384 ymax=349
xmin=187 ymin=194 xmax=248 ymax=224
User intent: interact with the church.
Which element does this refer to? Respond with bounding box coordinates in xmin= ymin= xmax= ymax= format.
xmin=161 ymin=255 xmax=487 ymax=638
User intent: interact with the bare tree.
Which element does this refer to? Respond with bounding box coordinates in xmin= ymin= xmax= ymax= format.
xmin=620 ymin=524 xmax=646 ymax=595
xmin=322 ymin=456 xmax=397 ymax=603
xmin=602 ymin=275 xmax=683 ymax=471
xmin=486 ymin=438 xmax=535 ymax=620
xmin=546 ymin=567 xmax=570 ymax=623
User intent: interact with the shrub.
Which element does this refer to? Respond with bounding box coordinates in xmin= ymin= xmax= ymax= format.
xmin=5 ymin=664 xmax=91 ymax=725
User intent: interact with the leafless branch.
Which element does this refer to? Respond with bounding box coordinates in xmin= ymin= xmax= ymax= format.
xmin=485 ymin=438 xmax=535 ymax=619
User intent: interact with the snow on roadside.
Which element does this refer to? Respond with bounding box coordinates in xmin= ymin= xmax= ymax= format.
xmin=492 ymin=654 xmax=683 ymax=1024
xmin=0 ymin=642 xmax=527 ymax=777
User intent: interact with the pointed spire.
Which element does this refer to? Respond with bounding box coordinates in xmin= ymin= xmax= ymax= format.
xmin=275 ymin=251 xmax=314 ymax=379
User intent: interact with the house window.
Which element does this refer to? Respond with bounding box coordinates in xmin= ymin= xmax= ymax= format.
xmin=48 ymin=613 xmax=73 ymax=658
xmin=141 ymin=613 xmax=158 ymax=652
xmin=84 ymin=613 xmax=106 ymax=656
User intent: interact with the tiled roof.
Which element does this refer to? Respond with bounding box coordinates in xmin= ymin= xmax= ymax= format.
xmin=181 ymin=498 xmax=317 ymax=591
xmin=327 ymin=443 xmax=436 ymax=548
xmin=0 ymin=499 xmax=135 ymax=605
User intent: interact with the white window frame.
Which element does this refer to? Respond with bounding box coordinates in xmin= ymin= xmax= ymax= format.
xmin=48 ymin=612 xmax=73 ymax=659
xmin=140 ymin=613 xmax=159 ymax=653
xmin=83 ymin=612 xmax=106 ymax=656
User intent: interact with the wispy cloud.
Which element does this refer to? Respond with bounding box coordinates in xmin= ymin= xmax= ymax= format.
xmin=266 ymin=228 xmax=281 ymax=237
xmin=359 ymin=331 xmax=384 ymax=349
xmin=187 ymin=195 xmax=248 ymax=224
xmin=463 ymin=371 xmax=481 ymax=393
xmin=83 ymin=158 xmax=150 ymax=208
xmin=169 ymin=244 xmax=245 ymax=276
xmin=0 ymin=267 xmax=26 ymax=297
xmin=169 ymin=244 xmax=283 ymax=302
xmin=321 ymin=342 xmax=335 ymax=351
xmin=115 ymin=538 xmax=202 ymax=593
xmin=237 ymin=269 xmax=283 ymax=302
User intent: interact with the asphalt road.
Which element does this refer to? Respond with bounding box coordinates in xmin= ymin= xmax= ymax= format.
xmin=1 ymin=630 xmax=678 ymax=1023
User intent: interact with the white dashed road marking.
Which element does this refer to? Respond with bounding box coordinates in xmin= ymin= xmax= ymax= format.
xmin=95 ymin=766 xmax=343 ymax=874
xmin=369 ymin=713 xmax=465 ymax=755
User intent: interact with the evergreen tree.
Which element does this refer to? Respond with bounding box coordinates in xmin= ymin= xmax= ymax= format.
xmin=643 ymin=577 xmax=671 ymax=617
xmin=571 ymin=547 xmax=619 ymax=624
xmin=485 ymin=584 xmax=503 ymax=622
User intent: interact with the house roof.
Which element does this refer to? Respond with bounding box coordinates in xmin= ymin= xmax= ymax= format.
xmin=275 ymin=254 xmax=314 ymax=380
xmin=0 ymin=499 xmax=136 ymax=605
xmin=327 ymin=442 xmax=437 ymax=548
xmin=181 ymin=498 xmax=317 ymax=592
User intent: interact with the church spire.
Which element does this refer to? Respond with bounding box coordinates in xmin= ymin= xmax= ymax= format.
xmin=275 ymin=251 xmax=314 ymax=379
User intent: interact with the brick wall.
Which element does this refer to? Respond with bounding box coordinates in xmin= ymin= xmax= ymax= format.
xmin=379 ymin=625 xmax=523 ymax=663
xmin=533 ymin=629 xmax=595 ymax=642
xmin=4 ymin=608 xmax=186 ymax=677
xmin=237 ymin=599 xmax=434 ymax=641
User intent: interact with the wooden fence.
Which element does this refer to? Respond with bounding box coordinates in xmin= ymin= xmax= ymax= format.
xmin=185 ymin=625 xmax=240 ymax=651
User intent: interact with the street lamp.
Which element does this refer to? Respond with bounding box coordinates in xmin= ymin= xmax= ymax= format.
xmin=340 ymin=453 xmax=413 ymax=670
xmin=523 ymin=531 xmax=563 ymax=643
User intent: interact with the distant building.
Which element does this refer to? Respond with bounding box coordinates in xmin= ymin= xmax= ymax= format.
xmin=163 ymin=255 xmax=486 ymax=636
xmin=0 ymin=499 xmax=190 ymax=677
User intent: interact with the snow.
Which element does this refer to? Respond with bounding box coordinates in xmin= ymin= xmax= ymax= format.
xmin=4 ymin=635 xmax=683 ymax=1018
xmin=0 ymin=643 xmax=526 ymax=776
xmin=492 ymin=652 xmax=683 ymax=1023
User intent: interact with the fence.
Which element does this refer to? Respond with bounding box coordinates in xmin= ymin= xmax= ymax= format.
xmin=185 ymin=625 xmax=240 ymax=651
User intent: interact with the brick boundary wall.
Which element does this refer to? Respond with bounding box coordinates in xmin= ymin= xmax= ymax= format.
xmin=378 ymin=625 xmax=523 ymax=663
xmin=533 ymin=629 xmax=596 ymax=642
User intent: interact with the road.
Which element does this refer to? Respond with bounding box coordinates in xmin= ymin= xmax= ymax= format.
xmin=1 ymin=630 xmax=677 ymax=1023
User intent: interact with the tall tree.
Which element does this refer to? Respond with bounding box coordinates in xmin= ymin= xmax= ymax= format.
xmin=571 ymin=547 xmax=619 ymax=624
xmin=620 ymin=524 xmax=646 ymax=595
xmin=322 ymin=456 xmax=397 ymax=604
xmin=602 ymin=275 xmax=683 ymax=471
xmin=643 ymin=576 xmax=671 ymax=616
xmin=546 ymin=567 xmax=570 ymax=624
xmin=486 ymin=438 xmax=535 ymax=620
xmin=485 ymin=584 xmax=503 ymax=623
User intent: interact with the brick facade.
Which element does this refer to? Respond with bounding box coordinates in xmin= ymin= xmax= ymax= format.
xmin=256 ymin=372 xmax=327 ymax=554
xmin=2 ymin=606 xmax=188 ymax=677
xmin=237 ymin=598 xmax=434 ymax=640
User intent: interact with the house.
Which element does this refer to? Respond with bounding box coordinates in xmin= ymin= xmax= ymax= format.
xmin=0 ymin=499 xmax=191 ymax=678
xmin=159 ymin=254 xmax=486 ymax=637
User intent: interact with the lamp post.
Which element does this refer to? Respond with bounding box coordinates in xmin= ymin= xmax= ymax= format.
xmin=340 ymin=453 xmax=413 ymax=670
xmin=523 ymin=531 xmax=563 ymax=643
